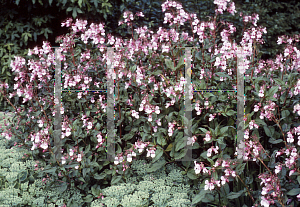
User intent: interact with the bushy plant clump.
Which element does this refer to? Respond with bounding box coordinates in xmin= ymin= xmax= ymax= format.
xmin=0 ymin=0 xmax=300 ymax=206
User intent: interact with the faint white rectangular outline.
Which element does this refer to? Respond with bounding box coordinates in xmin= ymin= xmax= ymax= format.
xmin=54 ymin=46 xmax=245 ymax=163
xmin=174 ymin=47 xmax=244 ymax=162
xmin=53 ymin=47 xmax=116 ymax=162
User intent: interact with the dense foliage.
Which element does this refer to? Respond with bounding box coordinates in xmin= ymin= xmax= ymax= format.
xmin=0 ymin=0 xmax=300 ymax=206
xmin=1 ymin=0 xmax=300 ymax=110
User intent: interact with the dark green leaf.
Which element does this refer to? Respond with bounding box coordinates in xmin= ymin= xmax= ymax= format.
xmin=235 ymin=163 xmax=246 ymax=175
xmin=111 ymin=175 xmax=122 ymax=185
xmin=287 ymin=188 xmax=300 ymax=196
xmin=146 ymin=159 xmax=166 ymax=172
xmin=151 ymin=146 xmax=163 ymax=163
xmin=227 ymin=190 xmax=244 ymax=199
xmin=202 ymin=193 xmax=214 ymax=203
xmin=175 ymin=137 xmax=187 ymax=151
xmin=192 ymin=189 xmax=207 ymax=204
xmin=268 ymin=138 xmax=283 ymax=144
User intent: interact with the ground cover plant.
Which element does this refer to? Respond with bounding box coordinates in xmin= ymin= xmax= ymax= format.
xmin=0 ymin=0 xmax=300 ymax=206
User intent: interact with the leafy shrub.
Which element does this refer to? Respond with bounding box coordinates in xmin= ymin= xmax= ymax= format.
xmin=0 ymin=0 xmax=300 ymax=206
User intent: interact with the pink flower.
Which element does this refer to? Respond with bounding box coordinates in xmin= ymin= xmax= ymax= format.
xmin=204 ymin=179 xmax=215 ymax=191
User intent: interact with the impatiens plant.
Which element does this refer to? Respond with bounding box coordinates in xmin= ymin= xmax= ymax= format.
xmin=0 ymin=0 xmax=300 ymax=206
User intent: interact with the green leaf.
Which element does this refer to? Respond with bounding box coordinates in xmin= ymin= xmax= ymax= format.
xmin=66 ymin=7 xmax=73 ymax=12
xmin=78 ymin=177 xmax=85 ymax=183
xmin=287 ymin=188 xmax=300 ymax=196
xmin=226 ymin=109 xmax=235 ymax=116
xmin=198 ymin=127 xmax=208 ymax=133
xmin=94 ymin=0 xmax=98 ymax=8
xmin=281 ymin=110 xmax=290 ymax=118
xmin=187 ymin=169 xmax=198 ymax=180
xmin=175 ymin=131 xmax=183 ymax=140
xmin=273 ymin=78 xmax=285 ymax=87
xmin=151 ymin=146 xmax=163 ymax=163
xmin=165 ymin=143 xmax=173 ymax=151
xmin=235 ymin=163 xmax=246 ymax=175
xmin=219 ymin=126 xmax=228 ymax=136
xmin=200 ymin=78 xmax=206 ymax=89
xmin=202 ymin=193 xmax=214 ymax=203
xmin=263 ymin=126 xmax=271 ymax=137
xmin=200 ymin=151 xmax=207 ymax=159
xmin=266 ymin=86 xmax=279 ymax=99
xmin=175 ymin=56 xmax=184 ymax=70
xmin=195 ymin=51 xmax=202 ymax=61
xmin=227 ymin=190 xmax=244 ymax=199
xmin=175 ymin=137 xmax=187 ymax=151
xmin=268 ymin=138 xmax=283 ymax=144
xmin=57 ymin=182 xmax=68 ymax=193
xmin=49 ymin=0 xmax=53 ymax=6
xmin=111 ymin=175 xmax=122 ymax=185
xmin=146 ymin=159 xmax=166 ymax=173
xmin=78 ymin=0 xmax=82 ymax=8
xmin=157 ymin=133 xmax=167 ymax=147
xmin=72 ymin=8 xmax=77 ymax=18
xmin=83 ymin=194 xmax=93 ymax=202
xmin=203 ymin=92 xmax=214 ymax=99
xmin=19 ymin=170 xmax=28 ymax=182
xmin=192 ymin=189 xmax=207 ymax=204
xmin=94 ymin=173 xmax=106 ymax=180
xmin=77 ymin=7 xmax=83 ymax=13
xmin=253 ymin=118 xmax=267 ymax=126
xmin=165 ymin=58 xmax=174 ymax=70
xmin=174 ymin=149 xmax=187 ymax=160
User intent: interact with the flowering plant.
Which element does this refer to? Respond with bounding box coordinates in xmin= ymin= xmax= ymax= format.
xmin=0 ymin=0 xmax=300 ymax=206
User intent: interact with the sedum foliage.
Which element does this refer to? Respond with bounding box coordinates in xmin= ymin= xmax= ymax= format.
xmin=0 ymin=135 xmax=90 ymax=206
xmin=91 ymin=157 xmax=199 ymax=207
